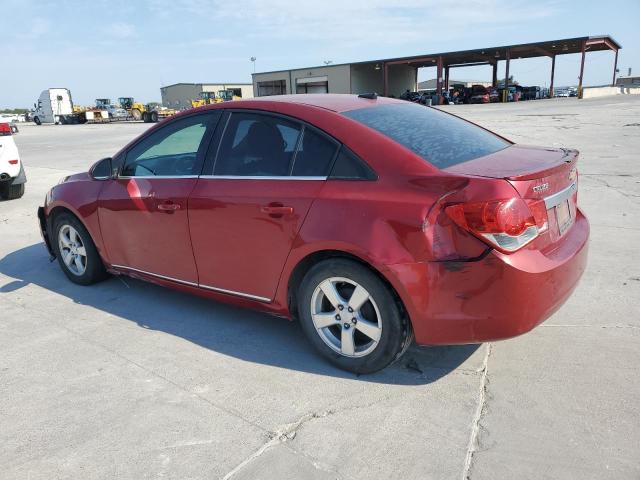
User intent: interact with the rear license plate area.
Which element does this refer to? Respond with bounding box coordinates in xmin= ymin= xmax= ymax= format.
xmin=556 ymin=199 xmax=573 ymax=236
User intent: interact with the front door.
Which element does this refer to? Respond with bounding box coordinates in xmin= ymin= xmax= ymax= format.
xmin=98 ymin=112 xmax=220 ymax=283
xmin=189 ymin=111 xmax=339 ymax=301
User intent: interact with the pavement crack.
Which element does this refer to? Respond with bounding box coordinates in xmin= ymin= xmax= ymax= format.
xmin=222 ymin=396 xmax=395 ymax=480
xmin=221 ymin=410 xmax=335 ymax=480
xmin=461 ymin=343 xmax=492 ymax=480
xmin=583 ymin=175 xmax=640 ymax=200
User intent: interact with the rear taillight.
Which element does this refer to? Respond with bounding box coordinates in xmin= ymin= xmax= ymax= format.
xmin=9 ymin=159 xmax=19 ymax=165
xmin=445 ymin=197 xmax=548 ymax=252
xmin=0 ymin=123 xmax=11 ymax=136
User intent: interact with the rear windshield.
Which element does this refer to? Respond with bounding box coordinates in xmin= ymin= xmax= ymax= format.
xmin=343 ymin=103 xmax=510 ymax=169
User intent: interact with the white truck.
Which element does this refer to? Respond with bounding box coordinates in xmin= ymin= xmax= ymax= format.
xmin=32 ymin=88 xmax=85 ymax=125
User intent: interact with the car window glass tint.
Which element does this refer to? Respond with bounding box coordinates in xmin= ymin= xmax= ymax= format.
xmin=329 ymin=146 xmax=377 ymax=180
xmin=215 ymin=113 xmax=301 ymax=176
xmin=343 ymin=103 xmax=510 ymax=169
xmin=123 ymin=115 xmax=213 ymax=176
xmin=291 ymin=128 xmax=337 ymax=177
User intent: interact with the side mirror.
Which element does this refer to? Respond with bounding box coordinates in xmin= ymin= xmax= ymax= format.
xmin=90 ymin=157 xmax=113 ymax=180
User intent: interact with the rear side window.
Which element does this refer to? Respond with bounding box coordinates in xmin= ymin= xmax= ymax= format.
xmin=343 ymin=103 xmax=510 ymax=169
xmin=291 ymin=127 xmax=338 ymax=177
xmin=329 ymin=147 xmax=377 ymax=180
xmin=214 ymin=112 xmax=301 ymax=176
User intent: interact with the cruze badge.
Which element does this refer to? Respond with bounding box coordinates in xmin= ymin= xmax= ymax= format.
xmin=533 ymin=183 xmax=550 ymax=193
xmin=568 ymin=167 xmax=577 ymax=182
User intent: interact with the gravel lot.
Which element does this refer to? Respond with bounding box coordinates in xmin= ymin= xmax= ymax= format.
xmin=1 ymin=96 xmax=639 ymax=479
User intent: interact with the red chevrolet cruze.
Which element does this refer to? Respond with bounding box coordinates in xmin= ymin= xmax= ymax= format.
xmin=38 ymin=94 xmax=589 ymax=373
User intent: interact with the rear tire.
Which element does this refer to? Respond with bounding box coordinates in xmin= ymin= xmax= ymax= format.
xmin=150 ymin=111 xmax=158 ymax=122
xmin=297 ymin=258 xmax=411 ymax=374
xmin=131 ymin=108 xmax=142 ymax=121
xmin=51 ymin=212 xmax=109 ymax=285
xmin=34 ymin=116 xmax=41 ymax=125
xmin=142 ymin=112 xmax=150 ymax=123
xmin=0 ymin=183 xmax=25 ymax=200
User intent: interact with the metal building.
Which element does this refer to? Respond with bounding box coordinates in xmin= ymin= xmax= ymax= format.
xmin=252 ymin=35 xmax=621 ymax=101
xmin=160 ymin=83 xmax=254 ymax=109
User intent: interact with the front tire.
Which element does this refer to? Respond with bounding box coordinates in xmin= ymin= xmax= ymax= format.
xmin=52 ymin=213 xmax=109 ymax=285
xmin=33 ymin=116 xmax=41 ymax=125
xmin=297 ymin=259 xmax=411 ymax=373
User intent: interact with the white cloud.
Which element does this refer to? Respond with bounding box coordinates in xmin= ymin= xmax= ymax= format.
xmin=18 ymin=17 xmax=50 ymax=40
xmin=107 ymin=22 xmax=137 ymax=39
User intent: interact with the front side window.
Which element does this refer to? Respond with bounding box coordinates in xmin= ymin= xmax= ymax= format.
xmin=122 ymin=113 xmax=218 ymax=177
xmin=214 ymin=113 xmax=302 ymax=176
xmin=343 ymin=103 xmax=510 ymax=169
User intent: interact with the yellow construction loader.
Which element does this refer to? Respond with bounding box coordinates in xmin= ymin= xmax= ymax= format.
xmin=118 ymin=97 xmax=148 ymax=120
xmin=190 ymin=91 xmax=220 ymax=108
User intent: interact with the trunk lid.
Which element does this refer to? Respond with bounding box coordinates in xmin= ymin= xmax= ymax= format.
xmin=444 ymin=144 xmax=579 ymax=248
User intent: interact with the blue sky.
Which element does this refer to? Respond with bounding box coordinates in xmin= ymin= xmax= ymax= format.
xmin=1 ymin=0 xmax=638 ymax=107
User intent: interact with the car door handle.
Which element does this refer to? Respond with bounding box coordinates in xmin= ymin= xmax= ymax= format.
xmin=261 ymin=204 xmax=294 ymax=217
xmin=157 ymin=201 xmax=181 ymax=212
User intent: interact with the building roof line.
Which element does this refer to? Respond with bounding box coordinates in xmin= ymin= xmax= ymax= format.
xmin=252 ymin=35 xmax=621 ymax=76
xmin=161 ymin=82 xmax=253 ymax=88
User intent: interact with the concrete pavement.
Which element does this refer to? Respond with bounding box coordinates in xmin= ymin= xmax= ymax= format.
xmin=1 ymin=97 xmax=638 ymax=479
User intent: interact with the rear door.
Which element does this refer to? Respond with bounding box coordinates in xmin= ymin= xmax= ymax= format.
xmin=98 ymin=112 xmax=221 ymax=283
xmin=188 ymin=110 xmax=339 ymax=301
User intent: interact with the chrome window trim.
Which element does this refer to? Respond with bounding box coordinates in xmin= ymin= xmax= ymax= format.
xmin=111 ymin=264 xmax=271 ymax=303
xmin=544 ymin=182 xmax=577 ymax=209
xmin=198 ymin=175 xmax=326 ymax=180
xmin=116 ymin=175 xmax=200 ymax=179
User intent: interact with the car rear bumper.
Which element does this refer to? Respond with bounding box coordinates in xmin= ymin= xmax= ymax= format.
xmin=385 ymin=208 xmax=590 ymax=345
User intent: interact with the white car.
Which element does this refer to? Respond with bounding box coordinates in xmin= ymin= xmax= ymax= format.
xmin=0 ymin=122 xmax=26 ymax=200
xmin=0 ymin=113 xmax=18 ymax=123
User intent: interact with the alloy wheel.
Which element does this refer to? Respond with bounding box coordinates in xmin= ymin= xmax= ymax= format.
xmin=310 ymin=277 xmax=382 ymax=358
xmin=58 ymin=225 xmax=87 ymax=276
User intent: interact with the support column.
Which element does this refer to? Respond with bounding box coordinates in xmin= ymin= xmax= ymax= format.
xmin=550 ymin=55 xmax=556 ymax=98
xmin=578 ymin=41 xmax=586 ymax=98
xmin=612 ymin=49 xmax=619 ymax=86
xmin=492 ymin=62 xmax=498 ymax=87
xmin=503 ymin=50 xmax=510 ymax=102
xmin=383 ymin=62 xmax=389 ymax=96
xmin=444 ymin=66 xmax=450 ymax=91
xmin=436 ymin=56 xmax=443 ymax=104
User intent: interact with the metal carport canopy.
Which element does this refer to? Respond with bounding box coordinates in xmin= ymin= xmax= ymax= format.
xmin=380 ymin=35 xmax=621 ymax=99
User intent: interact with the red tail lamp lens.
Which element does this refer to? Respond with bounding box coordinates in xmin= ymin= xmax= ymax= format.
xmin=9 ymin=159 xmax=19 ymax=165
xmin=526 ymin=199 xmax=548 ymax=232
xmin=445 ymin=198 xmax=546 ymax=252
xmin=446 ymin=198 xmax=535 ymax=236
xmin=0 ymin=123 xmax=11 ymax=135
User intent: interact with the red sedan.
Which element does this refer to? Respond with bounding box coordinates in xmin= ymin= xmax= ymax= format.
xmin=38 ymin=94 xmax=589 ymax=373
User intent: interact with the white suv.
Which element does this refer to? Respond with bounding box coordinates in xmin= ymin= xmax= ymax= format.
xmin=0 ymin=122 xmax=26 ymax=200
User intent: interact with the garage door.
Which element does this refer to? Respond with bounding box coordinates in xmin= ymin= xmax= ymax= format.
xmin=296 ymin=76 xmax=329 ymax=94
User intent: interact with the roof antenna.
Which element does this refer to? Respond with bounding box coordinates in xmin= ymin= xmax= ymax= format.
xmin=358 ymin=92 xmax=378 ymax=99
